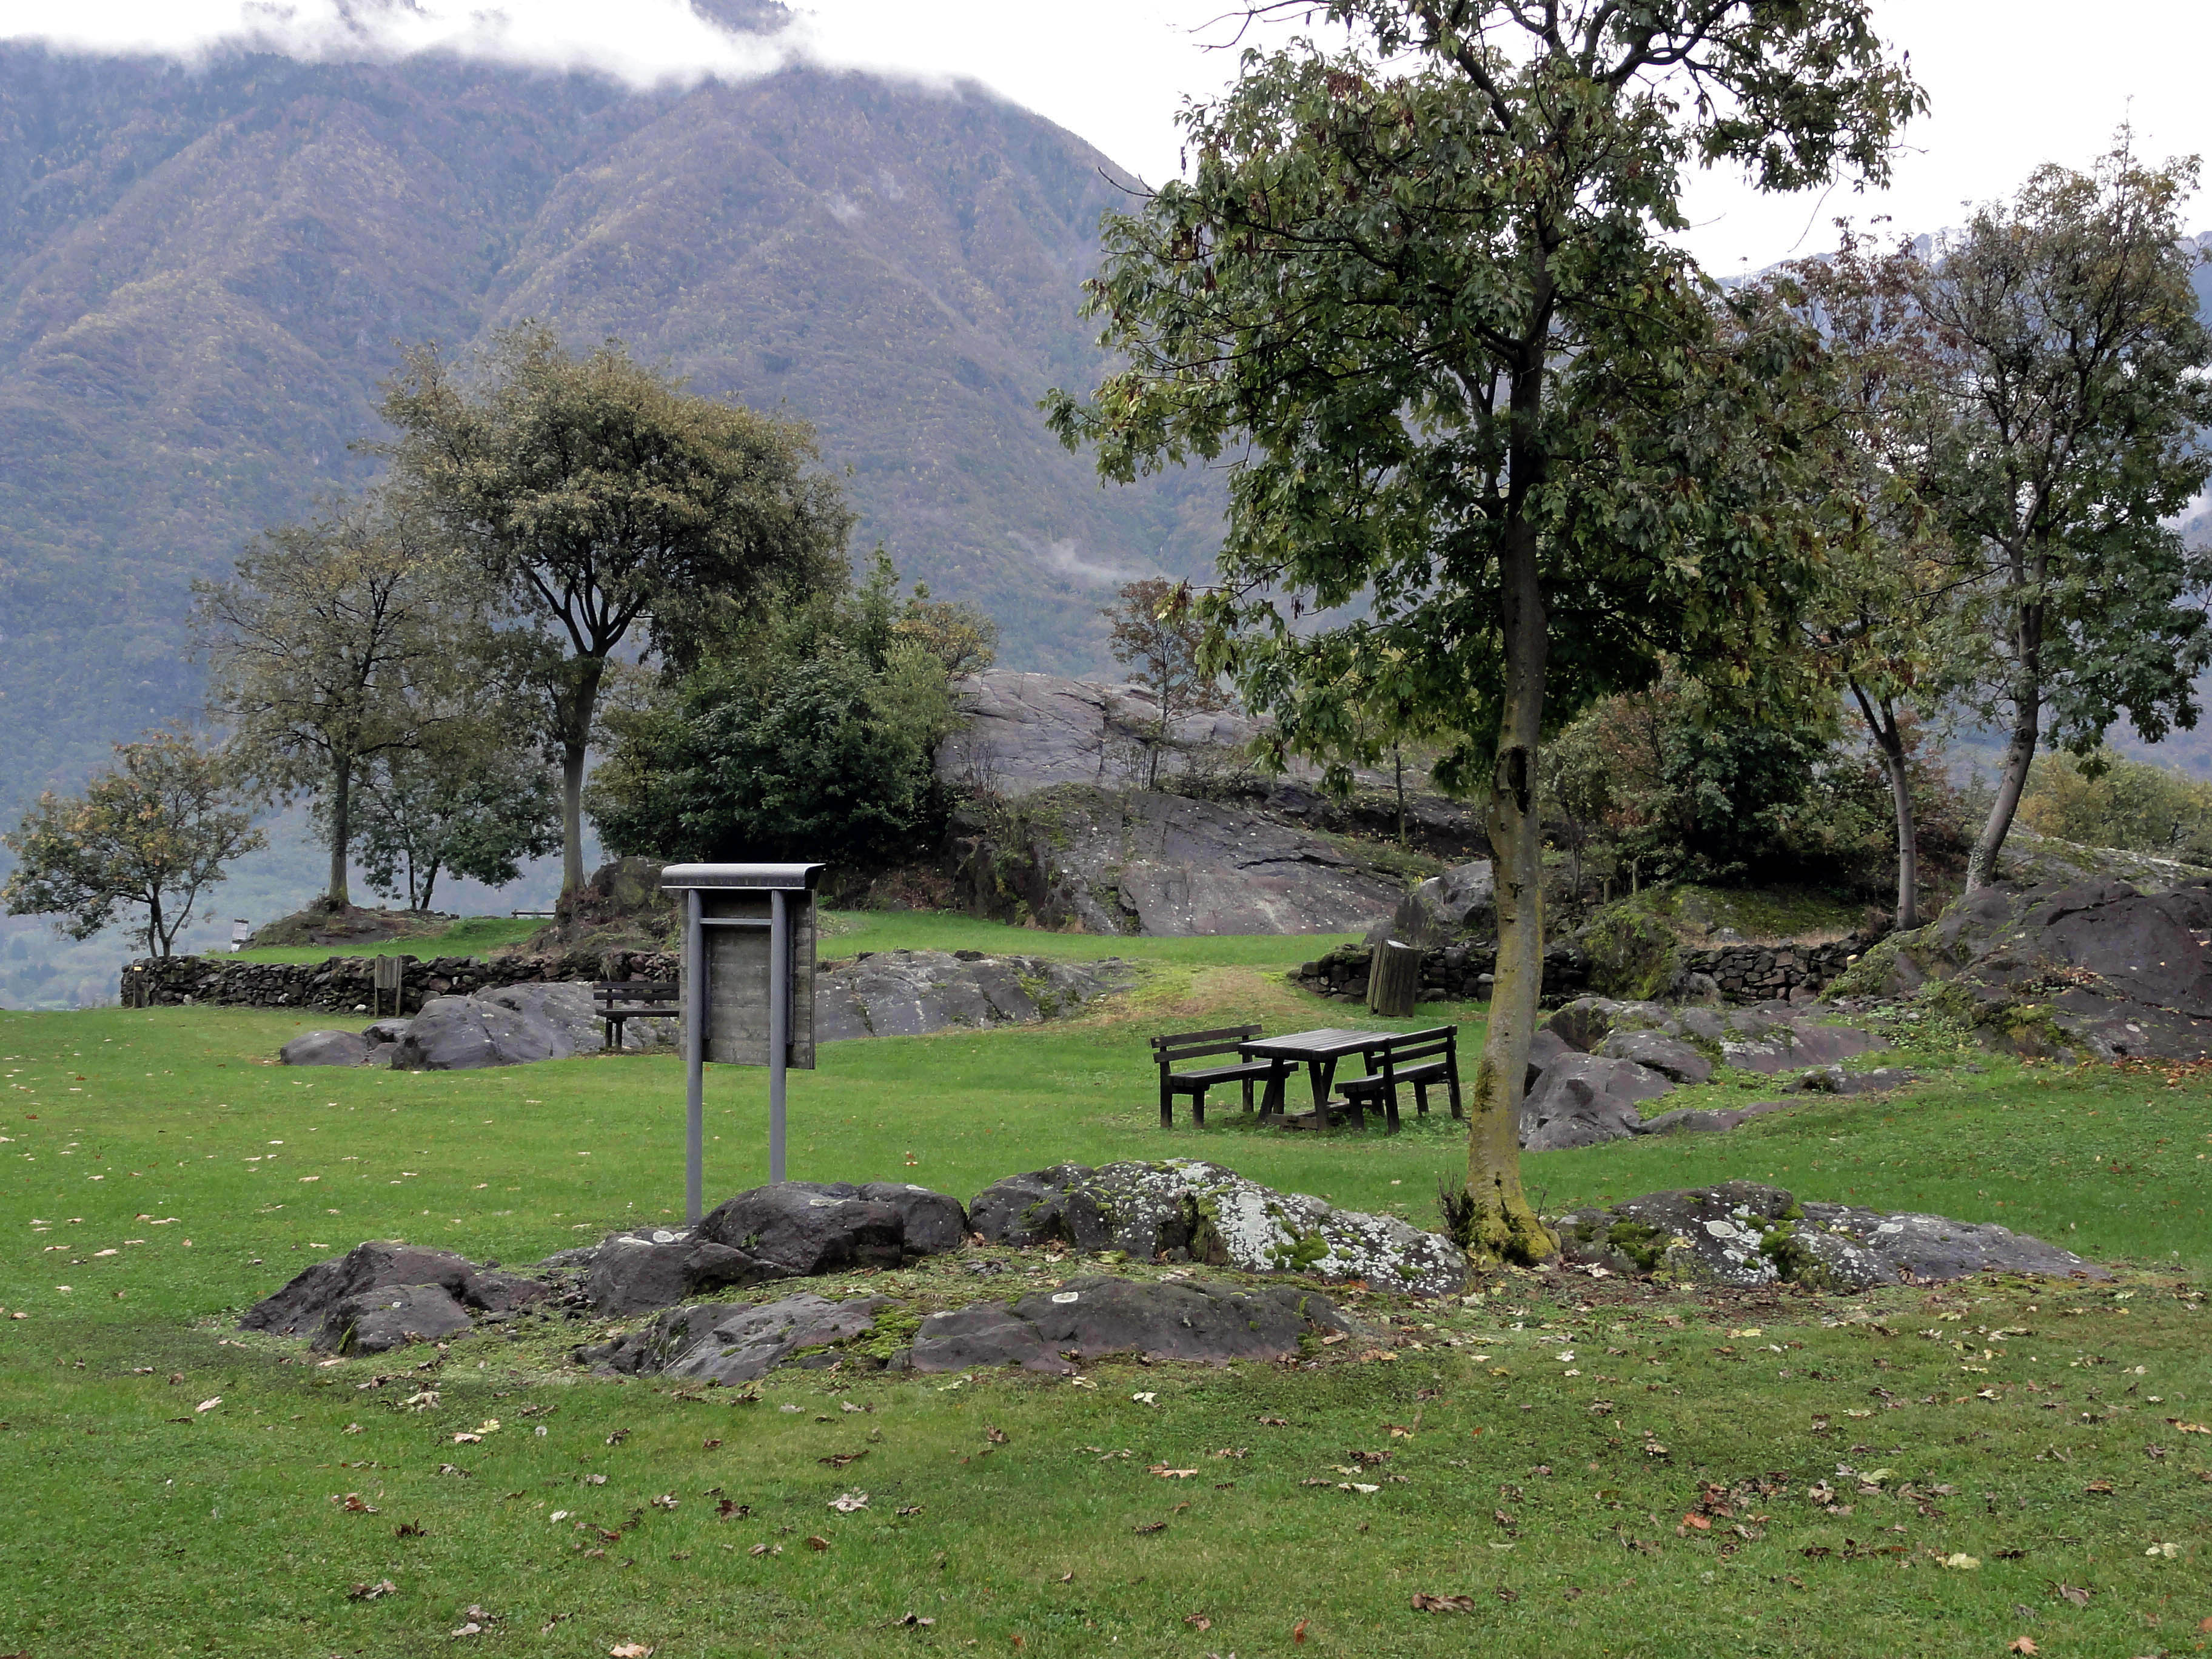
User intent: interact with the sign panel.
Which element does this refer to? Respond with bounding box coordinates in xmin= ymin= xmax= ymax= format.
xmin=696 ymin=888 xmax=817 ymax=1068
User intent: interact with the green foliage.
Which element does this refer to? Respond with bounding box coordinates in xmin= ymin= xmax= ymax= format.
xmin=1578 ymin=902 xmax=1681 ymax=1001
xmin=2018 ymin=747 xmax=2212 ymax=863
xmin=350 ymin=742 xmax=561 ymax=913
xmin=587 ymin=560 xmax=962 ymax=870
xmin=1 ymin=727 xmax=265 ymax=956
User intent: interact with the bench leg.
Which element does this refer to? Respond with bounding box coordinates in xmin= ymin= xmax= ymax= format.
xmin=1384 ymin=1088 xmax=1401 ymax=1133
xmin=1447 ymin=1071 xmax=1464 ymax=1121
xmin=1241 ymin=1077 xmax=1254 ymax=1113
xmin=1413 ymin=1079 xmax=1430 ymax=1118
xmin=1161 ymin=1076 xmax=1175 ymax=1129
xmin=1192 ymin=1087 xmax=1207 ymax=1130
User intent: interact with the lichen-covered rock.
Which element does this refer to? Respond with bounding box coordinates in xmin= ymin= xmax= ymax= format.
xmin=905 ymin=1275 xmax=1355 ymax=1373
xmin=588 ymin=1293 xmax=891 ymax=1384
xmin=1556 ymin=1182 xmax=2106 ymax=1289
xmin=967 ymin=1159 xmax=1465 ymax=1296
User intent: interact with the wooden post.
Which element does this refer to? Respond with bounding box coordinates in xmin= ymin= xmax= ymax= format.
xmin=1367 ymin=939 xmax=1423 ymax=1017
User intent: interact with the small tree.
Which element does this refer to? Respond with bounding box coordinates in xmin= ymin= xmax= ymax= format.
xmin=892 ymin=584 xmax=999 ymax=677
xmin=351 ymin=739 xmax=561 ymax=913
xmin=1924 ymin=142 xmax=2212 ymax=890
xmin=2 ymin=728 xmax=265 ymax=957
xmin=193 ymin=493 xmax=472 ymax=910
xmin=1102 ymin=577 xmax=1231 ymax=789
xmin=376 ymin=324 xmax=854 ymax=899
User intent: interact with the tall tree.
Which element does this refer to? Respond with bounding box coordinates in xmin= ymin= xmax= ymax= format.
xmin=1760 ymin=228 xmax=1973 ymax=928
xmin=375 ymin=325 xmax=854 ymax=900
xmin=1923 ymin=144 xmax=2212 ymax=890
xmin=1047 ymin=0 xmax=1919 ymax=1262
xmin=1102 ymin=578 xmax=1232 ymax=788
xmin=192 ymin=494 xmax=472 ymax=910
xmin=2 ymin=727 xmax=264 ymax=957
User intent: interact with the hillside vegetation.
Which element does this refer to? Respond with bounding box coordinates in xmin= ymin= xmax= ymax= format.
xmin=0 ymin=34 xmax=1222 ymax=814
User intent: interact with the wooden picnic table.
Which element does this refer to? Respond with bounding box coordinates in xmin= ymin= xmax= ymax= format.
xmin=1241 ymin=1027 xmax=1397 ymax=1128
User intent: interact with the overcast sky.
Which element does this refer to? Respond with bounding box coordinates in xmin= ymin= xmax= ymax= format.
xmin=2 ymin=0 xmax=2206 ymax=271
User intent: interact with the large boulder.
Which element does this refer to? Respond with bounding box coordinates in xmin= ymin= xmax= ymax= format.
xmin=1518 ymin=1053 xmax=1675 ymax=1149
xmin=280 ymin=1029 xmax=372 ymax=1067
xmin=240 ymin=1241 xmax=549 ymax=1351
xmin=967 ymin=1159 xmax=1465 ymax=1296
xmin=953 ymin=782 xmax=1411 ymax=937
xmin=815 ymin=951 xmax=1136 ymax=1042
xmin=384 ymin=982 xmax=673 ymax=1070
xmin=1597 ymin=1028 xmax=1714 ymax=1085
xmin=1557 ymin=1182 xmax=2107 ymax=1289
xmin=905 ymin=1276 xmax=1356 ymax=1373
xmin=1853 ymin=877 xmax=2212 ymax=1060
xmin=1366 ymin=860 xmax=1495 ymax=949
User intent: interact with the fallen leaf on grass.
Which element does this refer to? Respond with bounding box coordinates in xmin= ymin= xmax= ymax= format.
xmin=896 ymin=1505 xmax=924 ymax=1517
xmin=2008 ymin=1640 xmax=2038 ymax=1655
xmin=1258 ymin=1416 xmax=1289 ymax=1427
xmin=451 ymin=1433 xmax=482 ymax=1445
xmin=1940 ymin=1554 xmax=1980 ymax=1570
xmin=748 ymin=1544 xmax=780 ymax=1558
xmin=890 ymin=1613 xmax=936 ymax=1628
xmin=609 ymin=1644 xmax=654 ymax=1657
xmin=2054 ymin=1584 xmax=2092 ymax=1607
xmin=1338 ymin=1483 xmax=1379 ymax=1495
xmin=394 ymin=1522 xmax=425 ymax=1538
xmin=985 ymin=1425 xmax=1010 ymax=1444
xmin=1149 ymin=1466 xmax=1198 ymax=1480
xmin=1410 ymin=1594 xmax=1477 ymax=1612
xmin=2083 ymin=1478 xmax=2114 ymax=1495
xmin=1132 ymin=1522 xmax=1168 ymax=1535
xmin=819 ymin=1450 xmax=868 ymax=1469
xmin=346 ymin=1579 xmax=397 ymax=1601
xmin=804 ymin=1536 xmax=829 ymax=1552
xmin=330 ymin=1492 xmax=380 ymax=1513
xmin=830 ymin=1492 xmax=870 ymax=1514
xmin=650 ymin=1494 xmax=679 ymax=1511
xmin=1184 ymin=1614 xmax=1212 ymax=1631
xmin=1131 ymin=1393 xmax=1158 ymax=1407
xmin=702 ymin=1438 xmax=722 ymax=1450
xmin=1293 ymin=1618 xmax=1309 ymax=1644
xmin=195 ymin=1397 xmax=221 ymax=1413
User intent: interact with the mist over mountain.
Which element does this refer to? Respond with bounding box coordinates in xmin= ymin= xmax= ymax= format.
xmin=0 ymin=25 xmax=1223 ymax=816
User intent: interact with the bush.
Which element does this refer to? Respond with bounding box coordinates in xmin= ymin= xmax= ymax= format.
xmin=1580 ymin=901 xmax=1681 ymax=1000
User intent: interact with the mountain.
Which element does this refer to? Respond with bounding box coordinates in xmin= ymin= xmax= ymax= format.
xmin=0 ymin=26 xmax=1224 ymax=816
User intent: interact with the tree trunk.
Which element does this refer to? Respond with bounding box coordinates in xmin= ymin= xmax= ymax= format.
xmin=1967 ymin=595 xmax=2043 ymax=893
xmin=1367 ymin=939 xmax=1423 ymax=1017
xmin=1463 ymin=521 xmax=1555 ymax=1266
xmin=147 ymin=888 xmax=168 ymax=957
xmin=1852 ymin=684 xmax=1919 ymax=929
xmin=326 ymin=752 xmax=353 ymax=910
xmin=1394 ymin=743 xmax=1407 ymax=846
xmin=554 ymin=656 xmax=608 ymax=901
xmin=418 ymin=860 xmax=440 ymax=914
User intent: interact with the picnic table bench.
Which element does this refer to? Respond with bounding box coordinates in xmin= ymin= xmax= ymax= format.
xmin=1151 ymin=1024 xmax=1278 ymax=1127
xmin=594 ymin=979 xmax=679 ymax=1050
xmin=1334 ymin=1024 xmax=1463 ymax=1130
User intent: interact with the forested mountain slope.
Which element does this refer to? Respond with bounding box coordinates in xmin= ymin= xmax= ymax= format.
xmin=0 ymin=35 xmax=1221 ymax=812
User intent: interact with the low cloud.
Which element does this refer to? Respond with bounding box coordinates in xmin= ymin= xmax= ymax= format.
xmin=1011 ymin=533 xmax=1150 ymax=589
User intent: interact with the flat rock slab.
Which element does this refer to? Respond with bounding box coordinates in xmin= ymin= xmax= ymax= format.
xmin=814 ymin=951 xmax=1136 ymax=1042
xmin=905 ymin=1275 xmax=1355 ymax=1373
xmin=968 ymin=1159 xmax=1465 ymax=1296
xmin=240 ymin=1241 xmax=550 ymax=1353
xmin=590 ymin=1293 xmax=893 ymax=1385
xmin=280 ymin=1029 xmax=372 ymax=1067
xmin=1558 ymin=1182 xmax=2106 ymax=1290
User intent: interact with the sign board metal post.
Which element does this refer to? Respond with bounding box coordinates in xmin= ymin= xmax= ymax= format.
xmin=660 ymin=864 xmax=823 ymax=1223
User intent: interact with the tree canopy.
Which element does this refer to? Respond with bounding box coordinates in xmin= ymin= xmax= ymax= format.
xmin=1047 ymin=0 xmax=1920 ymax=1261
xmin=375 ymin=324 xmax=854 ymax=899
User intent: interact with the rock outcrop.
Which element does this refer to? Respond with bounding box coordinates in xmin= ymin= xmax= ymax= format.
xmin=968 ymin=1159 xmax=1466 ymax=1296
xmin=904 ymin=1275 xmax=1354 ymax=1373
xmin=1557 ymin=1182 xmax=2108 ymax=1289
xmin=955 ymin=784 xmax=1412 ymax=937
xmin=390 ymin=982 xmax=668 ymax=1070
xmin=937 ymin=672 xmax=1271 ymax=799
xmin=586 ymin=1292 xmax=894 ymax=1384
xmin=1365 ymin=860 xmax=1496 ymax=949
xmin=815 ymin=950 xmax=1137 ymax=1040
xmin=1843 ymin=877 xmax=2212 ymax=1061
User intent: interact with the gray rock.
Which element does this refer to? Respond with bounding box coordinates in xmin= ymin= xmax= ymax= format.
xmin=1722 ymin=1018 xmax=1877 ymax=1075
xmin=584 ymin=1232 xmax=771 ymax=1315
xmin=240 ymin=1239 xmax=549 ymax=1349
xmin=1556 ymin=1182 xmax=2106 ymax=1288
xmin=1597 ymin=1029 xmax=1714 ymax=1085
xmin=632 ymin=1179 xmax=971 ymax=1306
xmin=1785 ymin=1065 xmax=1917 ymax=1096
xmin=905 ymin=1275 xmax=1355 ymax=1373
xmin=1546 ymin=997 xmax=1618 ymax=1053
xmin=1670 ymin=1007 xmax=1727 ymax=1044
xmin=361 ymin=1019 xmax=410 ymax=1049
xmin=936 ymin=671 xmax=1271 ymax=799
xmin=954 ymin=783 xmax=1410 ymax=937
xmin=381 ymin=981 xmax=675 ymax=1071
xmin=280 ymin=1029 xmax=371 ymax=1067
xmin=1526 ymin=1027 xmax=1577 ymax=1088
xmin=319 ymin=1282 xmax=475 ymax=1354
xmin=814 ymin=951 xmax=1136 ymax=1042
xmin=1518 ymin=1053 xmax=1675 ymax=1150
xmin=967 ymin=1159 xmax=1466 ymax=1296
xmin=596 ymin=1293 xmax=891 ymax=1384
xmin=1366 ymin=860 xmax=1495 ymax=948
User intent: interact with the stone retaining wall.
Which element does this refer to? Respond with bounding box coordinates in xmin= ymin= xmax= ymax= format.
xmin=1292 ymin=933 xmax=1870 ymax=1007
xmin=119 ymin=950 xmax=679 ymax=1014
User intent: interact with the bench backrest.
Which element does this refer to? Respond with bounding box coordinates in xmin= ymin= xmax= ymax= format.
xmin=1150 ymin=1024 xmax=1262 ymax=1065
xmin=1373 ymin=1025 xmax=1458 ymax=1070
xmin=595 ymin=980 xmax=679 ymax=1011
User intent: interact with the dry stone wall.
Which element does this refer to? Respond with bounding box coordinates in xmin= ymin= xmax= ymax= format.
xmin=1292 ymin=934 xmax=1869 ymax=1007
xmin=120 ymin=950 xmax=677 ymax=1014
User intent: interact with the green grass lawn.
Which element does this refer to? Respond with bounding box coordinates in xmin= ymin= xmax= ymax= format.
xmin=233 ymin=916 xmax=548 ymax=965
xmin=2 ymin=947 xmax=2207 ymax=1657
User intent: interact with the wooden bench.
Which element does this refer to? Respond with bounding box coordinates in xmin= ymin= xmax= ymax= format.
xmin=1150 ymin=1025 xmax=1276 ymax=1128
xmin=594 ymin=980 xmax=679 ymax=1050
xmin=1334 ymin=1025 xmax=1462 ymax=1131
